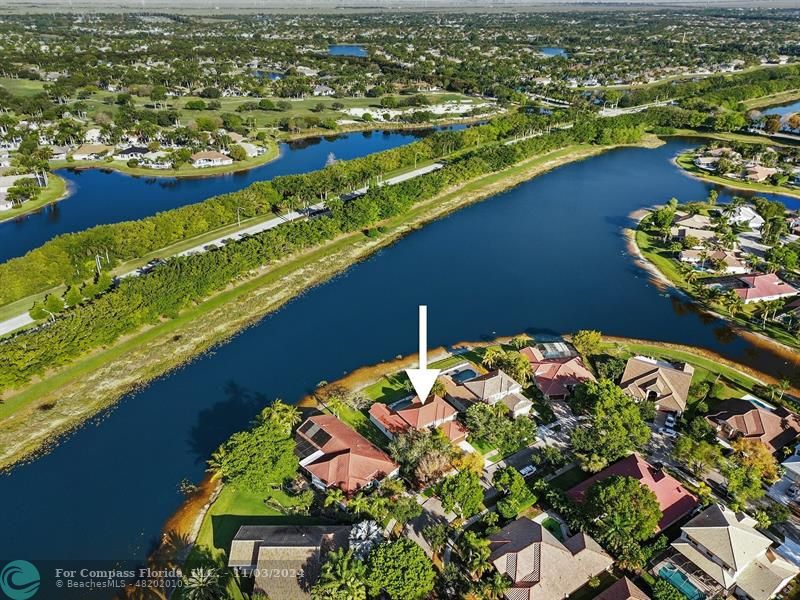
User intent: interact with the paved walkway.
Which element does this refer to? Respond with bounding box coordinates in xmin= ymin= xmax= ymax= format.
xmin=0 ymin=162 xmax=443 ymax=338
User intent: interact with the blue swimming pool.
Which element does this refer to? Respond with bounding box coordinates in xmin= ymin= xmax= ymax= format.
xmin=659 ymin=566 xmax=706 ymax=600
xmin=451 ymin=368 xmax=477 ymax=383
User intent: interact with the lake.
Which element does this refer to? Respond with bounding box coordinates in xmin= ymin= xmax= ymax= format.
xmin=1 ymin=138 xmax=798 ymax=597
xmin=328 ymin=44 xmax=367 ymax=57
xmin=0 ymin=126 xmax=466 ymax=263
xmin=761 ymin=98 xmax=800 ymax=118
xmin=541 ymin=46 xmax=568 ymax=57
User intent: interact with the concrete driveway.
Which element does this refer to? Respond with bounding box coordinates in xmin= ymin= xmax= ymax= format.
xmin=405 ymin=496 xmax=456 ymax=558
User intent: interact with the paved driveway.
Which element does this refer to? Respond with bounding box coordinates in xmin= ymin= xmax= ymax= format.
xmin=405 ymin=496 xmax=456 ymax=557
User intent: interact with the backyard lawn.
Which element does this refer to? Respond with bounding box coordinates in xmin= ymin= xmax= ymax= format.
xmin=549 ymin=465 xmax=590 ymax=491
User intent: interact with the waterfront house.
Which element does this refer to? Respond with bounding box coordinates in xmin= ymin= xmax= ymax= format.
xmin=673 ymin=213 xmax=713 ymax=230
xmin=730 ymin=205 xmax=765 ymax=230
xmin=487 ymin=517 xmax=613 ymax=600
xmin=368 ymin=394 xmax=467 ymax=443
xmin=594 ymin=577 xmax=650 ymax=600
xmin=619 ymin=356 xmax=694 ymax=416
xmin=694 ymin=156 xmax=719 ymax=171
xmin=678 ymin=249 xmax=748 ymax=274
xmin=670 ymin=226 xmax=718 ymax=248
xmin=568 ymin=453 xmax=698 ymax=532
xmin=72 ymin=144 xmax=114 ymax=160
xmin=295 ymin=415 xmax=398 ymax=494
xmin=443 ymin=369 xmax=533 ymax=417
xmin=116 ymin=146 xmax=149 ymax=160
xmin=708 ymin=273 xmax=799 ymax=304
xmin=654 ymin=504 xmax=798 ymax=600
xmin=239 ymin=142 xmax=265 ymax=158
xmin=746 ymin=165 xmax=778 ymax=183
xmin=228 ymin=524 xmax=351 ymax=599
xmin=0 ymin=173 xmax=37 ymax=196
xmin=190 ymin=150 xmax=233 ymax=168
xmin=46 ymin=145 xmax=69 ymax=161
xmin=706 ymin=398 xmax=800 ymax=453
xmin=520 ymin=345 xmax=595 ymax=400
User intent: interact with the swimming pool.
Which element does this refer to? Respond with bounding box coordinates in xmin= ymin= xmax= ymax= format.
xmin=659 ymin=565 xmax=706 ymax=600
xmin=451 ymin=368 xmax=477 ymax=383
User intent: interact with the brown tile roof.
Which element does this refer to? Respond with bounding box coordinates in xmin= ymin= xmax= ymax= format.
xmin=296 ymin=415 xmax=397 ymax=494
xmin=568 ymin=454 xmax=698 ymax=532
xmin=595 ymin=577 xmax=650 ymax=600
xmin=520 ymin=346 xmax=596 ymax=398
xmin=706 ymin=399 xmax=800 ymax=453
xmin=488 ymin=517 xmax=612 ymax=600
xmin=619 ymin=356 xmax=694 ymax=413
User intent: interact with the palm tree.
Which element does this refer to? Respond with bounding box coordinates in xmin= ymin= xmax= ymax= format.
xmin=481 ymin=572 xmax=511 ymax=600
xmin=482 ymin=347 xmax=505 ymax=369
xmin=459 ymin=532 xmax=492 ymax=580
xmin=311 ymin=548 xmax=367 ymax=600
xmin=777 ymin=379 xmax=791 ymax=401
xmin=206 ymin=445 xmax=226 ymax=477
xmin=324 ymin=487 xmax=346 ymax=509
xmin=182 ymin=567 xmax=226 ymax=600
xmin=261 ymin=398 xmax=301 ymax=433
xmin=722 ymin=290 xmax=745 ymax=317
xmin=348 ymin=492 xmax=370 ymax=516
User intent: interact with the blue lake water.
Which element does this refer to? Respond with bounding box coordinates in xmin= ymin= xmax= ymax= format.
xmin=328 ymin=44 xmax=367 ymax=57
xmin=1 ymin=138 xmax=799 ymax=597
xmin=0 ymin=126 xmax=465 ymax=263
xmin=541 ymin=46 xmax=568 ymax=57
xmin=762 ymin=99 xmax=800 ymax=117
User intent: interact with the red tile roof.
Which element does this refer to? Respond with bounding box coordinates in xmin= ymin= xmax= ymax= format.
xmin=521 ymin=347 xmax=596 ymax=398
xmin=439 ymin=419 xmax=468 ymax=443
xmin=567 ymin=454 xmax=698 ymax=532
xmin=733 ymin=273 xmax=798 ymax=302
xmin=369 ymin=394 xmax=458 ymax=435
xmin=296 ymin=415 xmax=398 ymax=494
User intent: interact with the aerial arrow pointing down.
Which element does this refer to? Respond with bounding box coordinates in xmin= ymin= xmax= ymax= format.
xmin=405 ymin=305 xmax=440 ymax=403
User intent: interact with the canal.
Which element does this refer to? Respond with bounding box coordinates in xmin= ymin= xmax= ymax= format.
xmin=0 ymin=138 xmax=798 ymax=596
xmin=0 ymin=126 xmax=464 ymax=263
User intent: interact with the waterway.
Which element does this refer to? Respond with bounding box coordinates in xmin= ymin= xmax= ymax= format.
xmin=1 ymin=137 xmax=799 ymax=598
xmin=762 ymin=98 xmax=800 ymax=118
xmin=0 ymin=126 xmax=464 ymax=263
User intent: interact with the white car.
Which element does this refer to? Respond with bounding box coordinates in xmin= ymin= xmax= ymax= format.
xmin=664 ymin=414 xmax=677 ymax=428
xmin=659 ymin=427 xmax=678 ymax=439
xmin=519 ymin=465 xmax=537 ymax=477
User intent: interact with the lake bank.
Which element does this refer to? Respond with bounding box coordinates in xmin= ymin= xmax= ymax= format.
xmin=673 ymin=150 xmax=800 ymax=199
xmin=0 ymin=140 xmax=634 ymax=471
xmin=631 ymin=210 xmax=800 ymax=360
xmin=0 ymin=173 xmax=69 ymax=224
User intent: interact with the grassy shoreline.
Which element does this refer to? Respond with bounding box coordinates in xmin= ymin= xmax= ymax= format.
xmin=673 ymin=150 xmax=800 ymax=199
xmin=743 ymin=89 xmax=800 ymax=111
xmin=0 ymin=139 xmax=637 ymax=470
xmin=0 ymin=174 xmax=69 ymax=223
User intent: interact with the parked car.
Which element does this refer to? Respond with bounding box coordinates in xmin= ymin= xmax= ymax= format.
xmin=659 ymin=427 xmax=678 ymax=439
xmin=664 ymin=414 xmax=677 ymax=428
xmin=519 ymin=465 xmax=537 ymax=477
xmin=788 ymin=485 xmax=800 ymax=498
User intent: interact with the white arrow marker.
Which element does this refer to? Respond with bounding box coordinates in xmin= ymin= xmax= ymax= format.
xmin=405 ymin=305 xmax=441 ymax=403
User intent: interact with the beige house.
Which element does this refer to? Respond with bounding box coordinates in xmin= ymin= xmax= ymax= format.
xmin=228 ymin=525 xmax=351 ymax=599
xmin=488 ymin=517 xmax=613 ymax=600
xmin=190 ymin=150 xmax=233 ymax=168
xmin=444 ymin=369 xmax=533 ymax=417
xmin=619 ymin=356 xmax=694 ymax=415
xmin=658 ymin=504 xmax=798 ymax=600
xmin=678 ymin=249 xmax=748 ymax=274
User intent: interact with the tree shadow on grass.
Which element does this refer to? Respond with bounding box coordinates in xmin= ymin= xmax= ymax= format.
xmin=210 ymin=514 xmax=328 ymax=554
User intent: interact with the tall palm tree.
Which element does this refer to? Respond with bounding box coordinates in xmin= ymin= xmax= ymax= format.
xmin=482 ymin=347 xmax=505 ymax=370
xmin=482 ymin=572 xmax=511 ymax=600
xmin=324 ymin=487 xmax=346 ymax=509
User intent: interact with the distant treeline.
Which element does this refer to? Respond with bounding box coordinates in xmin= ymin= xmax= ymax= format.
xmin=0 ymin=112 xmax=646 ymax=390
xmin=619 ymin=64 xmax=800 ymax=110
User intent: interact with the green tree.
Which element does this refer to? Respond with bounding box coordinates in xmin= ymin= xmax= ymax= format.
xmin=571 ymin=380 xmax=651 ymax=471
xmin=440 ymin=469 xmax=484 ymax=518
xmin=228 ymin=144 xmax=247 ymax=161
xmin=672 ymin=436 xmax=722 ymax=477
xmin=422 ymin=523 xmax=449 ymax=556
xmin=311 ymin=548 xmax=367 ymax=600
xmin=64 ymin=285 xmax=83 ymax=308
xmin=585 ymin=476 xmax=662 ymax=551
xmin=181 ymin=567 xmax=227 ymax=600
xmin=572 ymin=330 xmax=602 ymax=357
xmin=653 ymin=579 xmax=685 ymax=600
xmin=366 ymin=539 xmax=435 ymax=600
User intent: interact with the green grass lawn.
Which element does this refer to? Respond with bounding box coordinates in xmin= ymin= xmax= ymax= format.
xmin=179 ymin=485 xmax=322 ymax=600
xmin=675 ymin=152 xmax=800 ymax=199
xmin=549 ymin=465 xmax=590 ymax=491
xmin=0 ymin=173 xmax=68 ymax=223
xmin=0 ymin=77 xmax=46 ymax=96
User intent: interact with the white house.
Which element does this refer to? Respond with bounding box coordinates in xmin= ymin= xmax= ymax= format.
xmin=313 ymin=84 xmax=335 ymax=97
xmin=190 ymin=151 xmax=233 ymax=168
xmin=0 ymin=151 xmax=10 ymax=169
xmin=239 ymin=142 xmax=264 ymax=158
